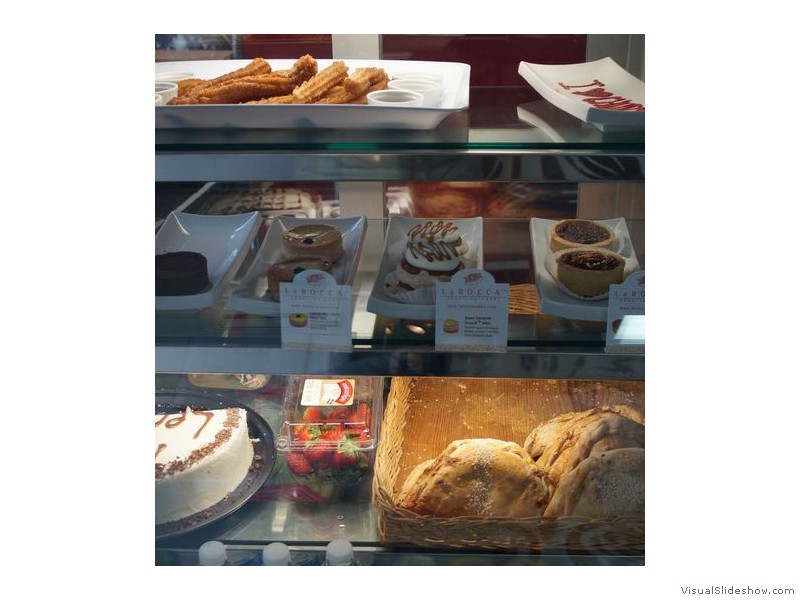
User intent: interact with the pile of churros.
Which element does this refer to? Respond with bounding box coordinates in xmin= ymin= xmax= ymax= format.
xmin=168 ymin=55 xmax=389 ymax=105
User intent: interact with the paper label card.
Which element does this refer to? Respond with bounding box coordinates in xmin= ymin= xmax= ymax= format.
xmin=605 ymin=270 xmax=645 ymax=353
xmin=279 ymin=269 xmax=353 ymax=352
xmin=435 ymin=269 xmax=509 ymax=350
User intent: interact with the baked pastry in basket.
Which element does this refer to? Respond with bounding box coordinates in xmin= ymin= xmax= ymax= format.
xmin=397 ymin=438 xmax=553 ymax=518
xmin=523 ymin=406 xmax=645 ymax=487
xmin=544 ymin=447 xmax=645 ymax=518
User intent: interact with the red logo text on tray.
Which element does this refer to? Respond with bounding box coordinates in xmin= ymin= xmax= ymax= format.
xmin=558 ymin=79 xmax=644 ymax=111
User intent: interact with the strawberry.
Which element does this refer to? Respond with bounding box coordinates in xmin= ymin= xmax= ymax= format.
xmin=320 ymin=426 xmax=345 ymax=442
xmin=351 ymin=403 xmax=371 ymax=426
xmin=286 ymin=451 xmax=312 ymax=476
xmin=325 ymin=406 xmax=351 ymax=423
xmin=304 ymin=441 xmax=333 ymax=468
xmin=345 ymin=427 xmax=369 ymax=444
xmin=332 ymin=438 xmax=362 ymax=469
xmin=293 ymin=424 xmax=320 ymax=443
xmin=302 ymin=407 xmax=326 ymax=423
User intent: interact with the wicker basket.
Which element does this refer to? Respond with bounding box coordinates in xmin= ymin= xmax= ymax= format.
xmin=372 ymin=377 xmax=645 ymax=554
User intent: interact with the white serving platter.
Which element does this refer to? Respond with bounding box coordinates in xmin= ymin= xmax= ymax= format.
xmin=227 ymin=215 xmax=367 ymax=316
xmin=155 ymin=59 xmax=470 ymax=130
xmin=518 ymin=57 xmax=644 ymax=127
xmin=530 ymin=217 xmax=641 ymax=321
xmin=366 ymin=216 xmax=483 ymax=320
xmin=155 ymin=211 xmax=261 ymax=311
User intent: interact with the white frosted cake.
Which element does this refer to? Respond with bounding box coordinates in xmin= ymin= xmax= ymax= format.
xmin=155 ymin=407 xmax=254 ymax=525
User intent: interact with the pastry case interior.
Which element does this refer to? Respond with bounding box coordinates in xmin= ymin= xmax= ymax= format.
xmin=155 ymin=34 xmax=645 ymax=566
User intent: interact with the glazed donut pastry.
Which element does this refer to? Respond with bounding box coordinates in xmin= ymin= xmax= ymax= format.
xmin=543 ymin=448 xmax=645 ymax=518
xmin=155 ymin=251 xmax=210 ymax=296
xmin=549 ymin=219 xmax=615 ymax=252
xmin=554 ymin=247 xmax=625 ymax=298
xmin=282 ymin=224 xmax=344 ymax=263
xmin=266 ymin=257 xmax=333 ymax=300
xmin=397 ymin=439 xmax=553 ymax=518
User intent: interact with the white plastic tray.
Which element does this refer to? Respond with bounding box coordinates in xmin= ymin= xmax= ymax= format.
xmin=366 ymin=216 xmax=483 ymax=320
xmin=530 ymin=217 xmax=641 ymax=321
xmin=155 ymin=59 xmax=470 ymax=130
xmin=155 ymin=211 xmax=261 ymax=311
xmin=518 ymin=58 xmax=644 ymax=127
xmin=227 ymin=215 xmax=367 ymax=316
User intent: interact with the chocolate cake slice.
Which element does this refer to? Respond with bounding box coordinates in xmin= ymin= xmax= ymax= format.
xmin=155 ymin=251 xmax=210 ymax=296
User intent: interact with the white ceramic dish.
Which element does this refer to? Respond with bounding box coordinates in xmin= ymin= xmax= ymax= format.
xmin=530 ymin=217 xmax=641 ymax=321
xmin=155 ymin=81 xmax=178 ymax=103
xmin=366 ymin=216 xmax=483 ymax=320
xmin=155 ymin=211 xmax=261 ymax=311
xmin=227 ymin=216 xmax=368 ymax=316
xmin=518 ymin=57 xmax=644 ymax=127
xmin=155 ymin=58 xmax=470 ymax=130
xmin=367 ymin=89 xmax=424 ymax=107
xmin=387 ymin=78 xmax=443 ymax=107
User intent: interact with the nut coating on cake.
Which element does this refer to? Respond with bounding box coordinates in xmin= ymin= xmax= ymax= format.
xmin=155 ymin=407 xmax=254 ymax=525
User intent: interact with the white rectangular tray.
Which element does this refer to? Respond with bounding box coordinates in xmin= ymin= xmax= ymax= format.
xmin=227 ymin=215 xmax=367 ymax=316
xmin=155 ymin=59 xmax=470 ymax=130
xmin=518 ymin=58 xmax=644 ymax=127
xmin=155 ymin=211 xmax=261 ymax=311
xmin=530 ymin=217 xmax=641 ymax=321
xmin=366 ymin=216 xmax=483 ymax=320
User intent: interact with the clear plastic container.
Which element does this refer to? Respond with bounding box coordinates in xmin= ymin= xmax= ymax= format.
xmin=277 ymin=376 xmax=383 ymax=499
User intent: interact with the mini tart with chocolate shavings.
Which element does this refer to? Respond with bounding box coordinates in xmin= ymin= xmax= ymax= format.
xmin=549 ymin=219 xmax=615 ymax=252
xmin=554 ymin=247 xmax=625 ymax=298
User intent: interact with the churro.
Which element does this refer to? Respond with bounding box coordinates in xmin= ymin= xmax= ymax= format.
xmin=185 ymin=76 xmax=298 ymax=104
xmin=171 ymin=57 xmax=273 ymax=104
xmin=291 ymin=61 xmax=348 ymax=104
xmin=317 ymin=67 xmax=388 ymax=104
xmin=165 ymin=56 xmax=393 ymax=106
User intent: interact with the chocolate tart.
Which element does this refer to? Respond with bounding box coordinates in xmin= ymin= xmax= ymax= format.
xmin=155 ymin=251 xmax=210 ymax=296
xmin=266 ymin=257 xmax=333 ymax=301
xmin=554 ymin=247 xmax=624 ymax=298
xmin=549 ymin=219 xmax=615 ymax=252
xmin=282 ymin=224 xmax=344 ymax=262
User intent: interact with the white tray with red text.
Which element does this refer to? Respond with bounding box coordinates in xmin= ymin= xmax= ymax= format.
xmin=518 ymin=58 xmax=644 ymax=128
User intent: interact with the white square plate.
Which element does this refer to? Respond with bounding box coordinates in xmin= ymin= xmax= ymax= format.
xmin=155 ymin=211 xmax=261 ymax=311
xmin=530 ymin=217 xmax=641 ymax=321
xmin=518 ymin=57 xmax=644 ymax=127
xmin=155 ymin=59 xmax=470 ymax=130
xmin=366 ymin=216 xmax=483 ymax=320
xmin=227 ymin=215 xmax=368 ymax=316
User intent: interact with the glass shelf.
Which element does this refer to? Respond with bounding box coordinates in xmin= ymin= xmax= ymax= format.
xmin=156 ymin=91 xmax=644 ymax=183
xmin=155 ymin=218 xmax=644 ymax=379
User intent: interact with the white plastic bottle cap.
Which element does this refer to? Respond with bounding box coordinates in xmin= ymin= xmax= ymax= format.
xmin=325 ymin=539 xmax=354 ymax=565
xmin=262 ymin=542 xmax=291 ymax=566
xmin=198 ymin=541 xmax=227 ymax=566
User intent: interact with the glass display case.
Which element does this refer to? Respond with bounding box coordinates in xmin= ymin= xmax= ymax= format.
xmin=155 ymin=36 xmax=645 ymax=566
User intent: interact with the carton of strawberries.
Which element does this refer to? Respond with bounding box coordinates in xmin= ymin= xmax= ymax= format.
xmin=277 ymin=376 xmax=383 ymax=499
